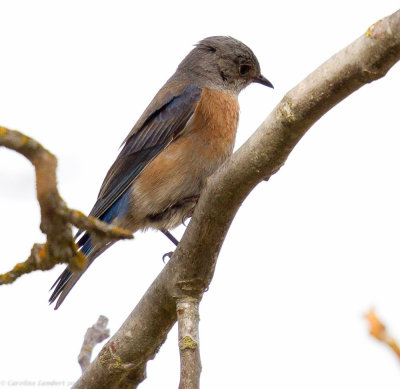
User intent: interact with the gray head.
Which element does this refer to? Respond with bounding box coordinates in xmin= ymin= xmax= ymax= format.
xmin=174 ymin=36 xmax=273 ymax=94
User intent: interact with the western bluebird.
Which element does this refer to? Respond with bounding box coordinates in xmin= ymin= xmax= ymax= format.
xmin=49 ymin=36 xmax=273 ymax=309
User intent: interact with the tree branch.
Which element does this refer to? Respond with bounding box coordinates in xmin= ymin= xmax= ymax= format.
xmin=70 ymin=9 xmax=400 ymax=388
xmin=0 ymin=127 xmax=133 ymax=284
xmin=177 ymin=297 xmax=201 ymax=389
xmin=78 ymin=315 xmax=111 ymax=373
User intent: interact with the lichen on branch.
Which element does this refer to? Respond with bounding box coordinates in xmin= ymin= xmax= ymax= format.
xmin=0 ymin=126 xmax=133 ymax=284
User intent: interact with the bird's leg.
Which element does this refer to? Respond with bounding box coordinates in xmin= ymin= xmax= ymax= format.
xmin=161 ymin=229 xmax=179 ymax=263
xmin=162 ymin=229 xmax=179 ymax=246
xmin=161 ymin=195 xmax=200 ymax=261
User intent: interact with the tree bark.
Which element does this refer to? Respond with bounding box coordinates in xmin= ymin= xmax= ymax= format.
xmin=177 ymin=297 xmax=201 ymax=389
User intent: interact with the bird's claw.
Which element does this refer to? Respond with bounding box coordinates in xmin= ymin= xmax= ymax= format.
xmin=162 ymin=251 xmax=174 ymax=263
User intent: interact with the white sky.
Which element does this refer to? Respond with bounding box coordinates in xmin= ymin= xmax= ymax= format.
xmin=1 ymin=1 xmax=400 ymax=388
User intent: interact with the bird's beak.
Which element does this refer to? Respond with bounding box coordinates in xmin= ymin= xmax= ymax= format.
xmin=253 ymin=74 xmax=274 ymax=89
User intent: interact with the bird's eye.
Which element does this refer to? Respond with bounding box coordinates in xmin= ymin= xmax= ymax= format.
xmin=239 ymin=65 xmax=251 ymax=75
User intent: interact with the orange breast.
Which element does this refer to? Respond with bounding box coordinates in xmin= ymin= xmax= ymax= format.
xmin=132 ymin=88 xmax=239 ymax=218
xmin=190 ymin=87 xmax=239 ymax=149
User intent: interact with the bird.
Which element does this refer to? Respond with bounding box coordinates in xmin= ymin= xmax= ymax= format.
xmin=49 ymin=36 xmax=273 ymax=309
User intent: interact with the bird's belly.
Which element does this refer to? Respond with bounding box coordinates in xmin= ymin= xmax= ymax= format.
xmin=129 ymin=135 xmax=231 ymax=230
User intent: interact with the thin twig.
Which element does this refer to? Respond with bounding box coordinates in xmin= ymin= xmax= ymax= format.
xmin=61 ymin=208 xmax=133 ymax=243
xmin=78 ymin=315 xmax=110 ymax=373
xmin=365 ymin=309 xmax=400 ymax=360
xmin=177 ymin=297 xmax=201 ymax=389
xmin=0 ymin=126 xmax=133 ymax=284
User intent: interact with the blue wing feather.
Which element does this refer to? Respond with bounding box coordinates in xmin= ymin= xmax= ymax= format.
xmin=89 ymin=83 xmax=202 ymax=221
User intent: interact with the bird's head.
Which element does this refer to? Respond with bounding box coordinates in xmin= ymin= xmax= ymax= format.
xmin=177 ymin=36 xmax=273 ymax=94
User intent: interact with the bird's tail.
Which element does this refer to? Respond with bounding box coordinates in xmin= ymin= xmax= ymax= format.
xmin=49 ymin=236 xmax=113 ymax=309
xmin=49 ymin=190 xmax=131 ymax=309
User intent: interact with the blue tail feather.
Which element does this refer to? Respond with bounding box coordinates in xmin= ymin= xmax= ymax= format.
xmin=49 ymin=189 xmax=131 ymax=306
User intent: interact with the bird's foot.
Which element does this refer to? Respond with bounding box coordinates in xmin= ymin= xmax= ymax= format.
xmin=161 ymin=230 xmax=179 ymax=263
xmin=162 ymin=251 xmax=174 ymax=263
xmin=181 ymin=195 xmax=200 ymax=226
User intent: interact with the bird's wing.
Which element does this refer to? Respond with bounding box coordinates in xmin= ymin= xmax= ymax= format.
xmin=89 ymin=82 xmax=202 ymax=221
xmin=50 ymin=82 xmax=202 ymax=308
